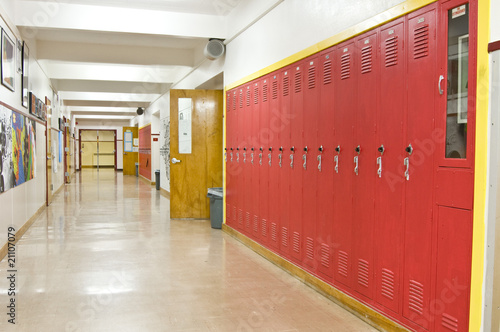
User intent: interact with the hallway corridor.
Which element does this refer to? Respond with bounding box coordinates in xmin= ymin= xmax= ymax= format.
xmin=1 ymin=170 xmax=377 ymax=332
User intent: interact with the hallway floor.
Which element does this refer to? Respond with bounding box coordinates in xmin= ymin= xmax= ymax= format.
xmin=0 ymin=170 xmax=378 ymax=332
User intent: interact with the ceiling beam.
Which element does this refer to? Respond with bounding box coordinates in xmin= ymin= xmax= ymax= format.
xmin=52 ymin=80 xmax=171 ymax=94
xmin=63 ymin=100 xmax=150 ymax=108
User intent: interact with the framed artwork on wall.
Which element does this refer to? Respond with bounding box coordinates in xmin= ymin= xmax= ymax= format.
xmin=16 ymin=39 xmax=22 ymax=73
xmin=22 ymin=42 xmax=29 ymax=108
xmin=1 ymin=29 xmax=15 ymax=92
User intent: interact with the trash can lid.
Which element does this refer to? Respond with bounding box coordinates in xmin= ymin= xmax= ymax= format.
xmin=207 ymin=187 xmax=223 ymax=198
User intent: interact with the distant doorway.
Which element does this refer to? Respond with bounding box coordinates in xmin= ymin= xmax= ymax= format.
xmin=79 ymin=130 xmax=117 ymax=170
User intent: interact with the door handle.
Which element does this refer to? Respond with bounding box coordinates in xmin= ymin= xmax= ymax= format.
xmin=171 ymin=158 xmax=181 ymax=164
xmin=438 ymin=75 xmax=444 ymax=95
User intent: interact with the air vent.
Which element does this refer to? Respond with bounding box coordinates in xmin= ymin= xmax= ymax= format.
xmin=294 ymin=71 xmax=302 ymax=93
xmin=282 ymin=227 xmax=288 ymax=247
xmin=338 ymin=251 xmax=349 ymax=277
xmin=272 ymin=81 xmax=278 ymax=99
xmin=262 ymin=84 xmax=268 ymax=102
xmin=283 ymin=76 xmax=290 ymax=96
xmin=308 ymin=66 xmax=316 ymax=89
xmin=409 ymin=280 xmax=425 ymax=315
xmin=414 ymin=25 xmax=429 ymax=59
xmin=358 ymin=259 xmax=370 ymax=288
xmin=323 ymin=60 xmax=332 ymax=85
xmin=238 ymin=209 xmax=243 ymax=226
xmin=321 ymin=244 xmax=330 ymax=268
xmin=239 ymin=91 xmax=243 ymax=108
xmin=245 ymin=212 xmax=250 ymax=230
xmin=381 ymin=269 xmax=395 ymax=300
xmin=341 ymin=54 xmax=351 ymax=80
xmin=232 ymin=94 xmax=236 ymax=110
xmin=271 ymin=223 xmax=277 ymax=242
xmin=246 ymin=89 xmax=251 ymax=106
xmin=261 ymin=219 xmax=267 ymax=237
xmin=293 ymin=232 xmax=300 ymax=253
xmin=385 ymin=36 xmax=399 ymax=67
xmin=232 ymin=206 xmax=236 ymax=222
xmin=253 ymin=215 xmax=258 ymax=233
xmin=441 ymin=313 xmax=459 ymax=331
xmin=361 ymin=46 xmax=373 ymax=74
xmin=306 ymin=237 xmax=314 ymax=260
xmin=254 ymin=87 xmax=259 ymax=104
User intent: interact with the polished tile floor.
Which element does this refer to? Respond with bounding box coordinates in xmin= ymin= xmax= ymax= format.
xmin=0 ymin=170 xmax=377 ymax=332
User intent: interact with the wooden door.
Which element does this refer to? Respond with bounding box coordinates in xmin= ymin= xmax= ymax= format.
xmin=45 ymin=98 xmax=53 ymax=206
xmin=170 ymin=90 xmax=223 ymax=219
xmin=123 ymin=127 xmax=138 ymax=175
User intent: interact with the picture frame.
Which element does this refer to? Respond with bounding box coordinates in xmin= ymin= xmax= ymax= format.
xmin=1 ymin=29 xmax=15 ymax=92
xmin=22 ymin=42 xmax=29 ymax=108
xmin=16 ymin=39 xmax=22 ymax=73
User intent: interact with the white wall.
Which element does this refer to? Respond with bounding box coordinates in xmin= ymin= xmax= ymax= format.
xmin=0 ymin=6 xmax=60 ymax=250
xmin=224 ymin=0 xmax=405 ymax=85
xmin=75 ymin=119 xmax=130 ymax=170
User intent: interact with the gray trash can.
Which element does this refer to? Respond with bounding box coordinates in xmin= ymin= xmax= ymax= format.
xmin=135 ymin=163 xmax=139 ymax=177
xmin=207 ymin=187 xmax=223 ymax=229
xmin=155 ymin=170 xmax=160 ymax=190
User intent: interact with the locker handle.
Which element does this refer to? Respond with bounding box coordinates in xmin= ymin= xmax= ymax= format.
xmin=230 ymin=152 xmax=233 ymax=162
xmin=279 ymin=154 xmax=282 ymax=168
xmin=224 ymin=152 xmax=227 ymax=163
xmin=268 ymin=153 xmax=272 ymax=167
xmin=334 ymin=155 xmax=339 ymax=174
xmin=377 ymin=156 xmax=382 ymax=178
xmin=438 ymin=75 xmax=444 ymax=95
xmin=404 ymin=157 xmax=410 ymax=181
xmin=317 ymin=155 xmax=322 ymax=172
xmin=259 ymin=153 xmax=263 ymax=166
xmin=303 ymin=154 xmax=307 ymax=170
xmin=251 ymin=152 xmax=254 ymax=165
xmin=354 ymin=156 xmax=359 ymax=175
xmin=290 ymin=154 xmax=294 ymax=169
xmin=243 ymin=152 xmax=246 ymax=164
xmin=236 ymin=152 xmax=240 ymax=163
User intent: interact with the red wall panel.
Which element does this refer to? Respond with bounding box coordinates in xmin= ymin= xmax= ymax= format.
xmin=139 ymin=125 xmax=151 ymax=180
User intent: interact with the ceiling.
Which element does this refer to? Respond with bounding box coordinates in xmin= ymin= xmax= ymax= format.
xmin=13 ymin=0 xmax=254 ymax=121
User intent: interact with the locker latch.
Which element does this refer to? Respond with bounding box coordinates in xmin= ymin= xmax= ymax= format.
xmin=243 ymin=148 xmax=247 ymax=164
xmin=259 ymin=147 xmax=263 ymax=166
xmin=334 ymin=145 xmax=340 ymax=174
xmin=354 ymin=156 xmax=359 ymax=175
xmin=303 ymin=146 xmax=308 ymax=170
xmin=290 ymin=146 xmax=295 ymax=169
xmin=377 ymin=157 xmax=382 ymax=178
xmin=279 ymin=147 xmax=283 ymax=168
xmin=230 ymin=148 xmax=234 ymax=162
xmin=317 ymin=146 xmax=323 ymax=172
xmin=251 ymin=147 xmax=254 ymax=165
xmin=224 ymin=148 xmax=227 ymax=162
xmin=404 ymin=157 xmax=410 ymax=181
xmin=268 ymin=147 xmax=272 ymax=167
xmin=236 ymin=148 xmax=240 ymax=163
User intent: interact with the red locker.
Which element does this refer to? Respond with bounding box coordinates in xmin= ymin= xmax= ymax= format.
xmin=243 ymin=84 xmax=253 ymax=237
xmin=235 ymin=86 xmax=246 ymax=232
xmin=302 ymin=57 xmax=320 ymax=271
xmin=225 ymin=91 xmax=233 ymax=226
xmin=258 ymin=78 xmax=271 ymax=245
xmin=268 ymin=73 xmax=281 ymax=250
xmin=250 ymin=83 xmax=261 ymax=242
xmin=316 ymin=47 xmax=335 ymax=279
xmin=403 ymin=6 xmax=437 ymax=329
xmin=289 ymin=63 xmax=304 ymax=263
xmin=375 ymin=18 xmax=406 ymax=314
xmin=333 ymin=41 xmax=356 ymax=288
xmin=227 ymin=89 xmax=239 ymax=227
xmin=279 ymin=67 xmax=293 ymax=257
xmin=352 ymin=31 xmax=378 ymax=300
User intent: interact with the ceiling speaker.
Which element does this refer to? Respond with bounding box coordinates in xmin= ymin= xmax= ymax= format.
xmin=204 ymin=39 xmax=225 ymax=60
xmin=136 ymin=107 xmax=144 ymax=115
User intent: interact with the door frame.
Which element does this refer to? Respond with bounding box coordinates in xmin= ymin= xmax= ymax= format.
xmin=78 ymin=129 xmax=117 ymax=171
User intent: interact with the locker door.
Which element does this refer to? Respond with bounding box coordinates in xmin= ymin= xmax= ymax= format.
xmin=243 ymin=84 xmax=253 ymax=237
xmin=258 ymin=79 xmax=271 ymax=245
xmin=302 ymin=56 xmax=320 ymax=271
xmin=333 ymin=41 xmax=356 ymax=288
xmin=375 ymin=19 xmax=406 ymax=314
xmin=280 ymin=67 xmax=293 ymax=257
xmin=317 ymin=47 xmax=335 ymax=279
xmin=403 ymin=6 xmax=437 ymax=329
xmin=225 ymin=91 xmax=233 ymax=226
xmin=236 ymin=87 xmax=245 ymax=232
xmin=250 ymin=83 xmax=261 ymax=241
xmin=353 ymin=31 xmax=378 ymax=300
xmin=289 ymin=63 xmax=304 ymax=263
xmin=268 ymin=73 xmax=281 ymax=250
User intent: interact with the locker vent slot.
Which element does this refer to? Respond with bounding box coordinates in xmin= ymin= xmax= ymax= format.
xmin=308 ymin=66 xmax=316 ymax=89
xmin=441 ymin=313 xmax=459 ymax=331
xmin=245 ymin=212 xmax=251 ymax=230
xmin=225 ymin=204 xmax=231 ymax=222
xmin=338 ymin=251 xmax=349 ymax=277
xmin=282 ymin=227 xmax=288 ymax=247
xmin=358 ymin=259 xmax=370 ymax=288
xmin=262 ymin=84 xmax=268 ymax=102
xmin=271 ymin=223 xmax=277 ymax=242
xmin=413 ymin=25 xmax=429 ymax=59
xmin=381 ymin=269 xmax=395 ymax=300
xmin=340 ymin=54 xmax=351 ymax=80
xmin=408 ymin=280 xmax=425 ymax=315
xmin=283 ymin=76 xmax=290 ymax=96
xmin=252 ymin=88 xmax=257 ymax=105
xmin=238 ymin=209 xmax=243 ymax=226
xmin=239 ymin=92 xmax=243 ymax=108
xmin=253 ymin=215 xmax=258 ymax=233
xmin=261 ymin=219 xmax=267 ymax=237
xmin=323 ymin=60 xmax=332 ymax=85
xmin=361 ymin=46 xmax=373 ymax=74
xmin=272 ymin=81 xmax=278 ymax=99
xmin=232 ymin=206 xmax=237 ymax=222
xmin=294 ymin=72 xmax=302 ymax=93
xmin=293 ymin=232 xmax=300 ymax=253
xmin=246 ymin=90 xmax=251 ymax=106
xmin=232 ymin=95 xmax=236 ymax=110
xmin=306 ymin=237 xmax=314 ymax=260
xmin=320 ymin=244 xmax=330 ymax=268
xmin=227 ymin=97 xmax=231 ymax=111
xmin=385 ymin=36 xmax=399 ymax=67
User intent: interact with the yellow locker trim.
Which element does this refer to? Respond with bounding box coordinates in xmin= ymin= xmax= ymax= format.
xmin=470 ymin=0 xmax=490 ymax=330
xmin=225 ymin=0 xmax=437 ymax=91
xmin=138 ymin=123 xmax=151 ymax=130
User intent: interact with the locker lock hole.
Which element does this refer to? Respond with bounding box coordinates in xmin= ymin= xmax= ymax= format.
xmin=279 ymin=147 xmax=283 ymax=152
xmin=269 ymin=147 xmax=272 ymax=152
xmin=319 ymin=146 xmax=324 ymax=152
xmin=260 ymin=147 xmax=263 ymax=151
xmin=406 ymin=144 xmax=413 ymax=155
xmin=335 ymin=146 xmax=341 ymax=153
xmin=355 ymin=146 xmax=361 ymax=154
xmin=304 ymin=146 xmax=308 ymax=152
xmin=291 ymin=146 xmax=295 ymax=152
xmin=378 ymin=145 xmax=385 ymax=154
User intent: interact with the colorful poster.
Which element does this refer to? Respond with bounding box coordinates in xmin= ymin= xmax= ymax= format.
xmin=0 ymin=106 xmax=14 ymax=193
xmin=26 ymin=117 xmax=36 ymax=180
xmin=12 ymin=111 xmax=26 ymax=186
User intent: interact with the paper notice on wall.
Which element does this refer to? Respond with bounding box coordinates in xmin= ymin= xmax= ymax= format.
xmin=133 ymin=138 xmax=139 ymax=146
xmin=452 ymin=5 xmax=466 ymax=19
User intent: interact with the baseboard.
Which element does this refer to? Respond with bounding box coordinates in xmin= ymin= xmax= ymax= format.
xmin=138 ymin=174 xmax=152 ymax=185
xmin=160 ymin=188 xmax=170 ymax=199
xmin=222 ymin=224 xmax=410 ymax=332
xmin=0 ymin=205 xmax=45 ymax=261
